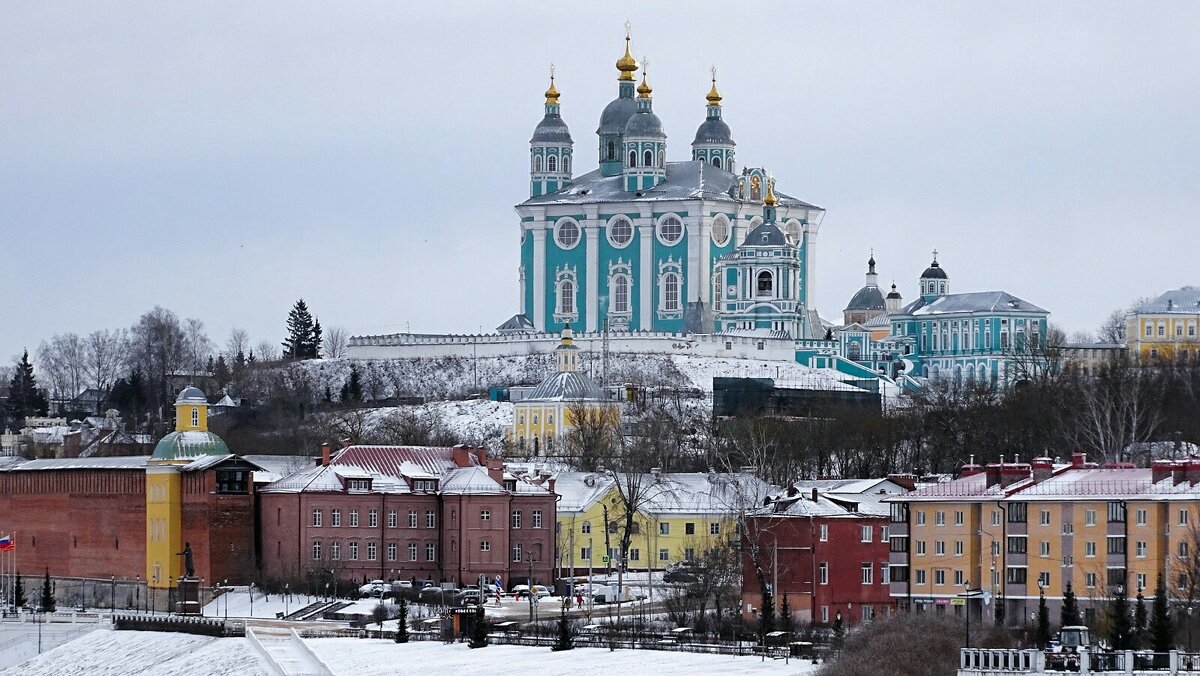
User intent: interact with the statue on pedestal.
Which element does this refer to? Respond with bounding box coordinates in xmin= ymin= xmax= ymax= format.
xmin=181 ymin=542 xmax=195 ymax=579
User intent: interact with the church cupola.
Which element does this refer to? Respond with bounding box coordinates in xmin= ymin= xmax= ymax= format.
xmin=762 ymin=176 xmax=778 ymax=223
xmin=529 ymin=65 xmax=573 ymax=198
xmin=886 ymin=281 xmax=903 ymax=314
xmin=555 ymin=325 xmax=579 ymax=372
xmin=691 ymin=68 xmax=735 ymax=172
xmin=843 ymin=252 xmax=887 ymax=325
xmin=622 ymin=62 xmax=667 ymax=192
xmin=919 ymin=250 xmax=949 ymax=301
xmin=597 ymin=24 xmax=640 ymax=177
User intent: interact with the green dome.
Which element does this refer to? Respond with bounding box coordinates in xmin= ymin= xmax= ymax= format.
xmin=151 ymin=430 xmax=231 ymax=462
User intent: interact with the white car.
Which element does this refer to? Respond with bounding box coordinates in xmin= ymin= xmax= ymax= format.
xmin=358 ymin=580 xmax=387 ymax=596
xmin=511 ymin=584 xmax=551 ymax=600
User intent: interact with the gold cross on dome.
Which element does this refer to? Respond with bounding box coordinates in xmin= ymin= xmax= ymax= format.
xmin=625 ymin=20 xmax=632 ymax=38
xmin=711 ymin=65 xmax=717 ymax=82
xmin=550 ymin=63 xmax=556 ymax=79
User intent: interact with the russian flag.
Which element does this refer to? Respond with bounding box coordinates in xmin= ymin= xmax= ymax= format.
xmin=0 ymin=535 xmax=13 ymax=552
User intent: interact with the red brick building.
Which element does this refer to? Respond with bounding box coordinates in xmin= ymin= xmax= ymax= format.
xmin=742 ymin=478 xmax=910 ymax=627
xmin=258 ymin=444 xmax=557 ymax=590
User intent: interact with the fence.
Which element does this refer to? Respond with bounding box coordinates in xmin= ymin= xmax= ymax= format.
xmin=112 ymin=614 xmax=244 ymax=637
xmin=959 ymin=648 xmax=1200 ymax=674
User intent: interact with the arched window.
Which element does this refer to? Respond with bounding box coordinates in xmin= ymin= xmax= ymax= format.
xmin=661 ymin=272 xmax=681 ymax=311
xmin=563 ymin=155 xmax=570 ymax=173
xmin=848 ymin=342 xmax=862 ymax=360
xmin=784 ymin=221 xmax=801 ymax=246
xmin=607 ymin=141 xmax=616 ymax=160
xmin=712 ymin=157 xmax=721 ymax=167
xmin=534 ymin=155 xmax=542 ymax=172
xmin=613 ymin=275 xmax=630 ymax=314
xmin=557 ymin=279 xmax=576 ymax=315
xmin=644 ymin=150 xmax=653 ymax=167
xmin=191 ymin=407 xmax=199 ymax=427
xmin=628 ymin=151 xmax=637 ymax=167
xmin=547 ymin=155 xmax=557 ymax=172
xmin=727 ymin=158 xmax=734 ymax=171
xmin=756 ymin=271 xmax=773 ymax=297
xmin=658 ymin=150 xmax=665 ymax=167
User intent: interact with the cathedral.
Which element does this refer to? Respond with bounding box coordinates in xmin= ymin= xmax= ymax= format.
xmin=508 ymin=29 xmax=825 ymax=338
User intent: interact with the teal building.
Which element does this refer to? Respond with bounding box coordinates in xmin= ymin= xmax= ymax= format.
xmin=510 ymin=31 xmax=825 ymax=336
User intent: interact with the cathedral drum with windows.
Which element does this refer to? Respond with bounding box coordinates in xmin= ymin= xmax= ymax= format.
xmin=510 ymin=29 xmax=825 ymax=337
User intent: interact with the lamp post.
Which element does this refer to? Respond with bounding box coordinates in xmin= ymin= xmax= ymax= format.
xmin=223 ymin=579 xmax=228 ymax=621
xmin=964 ymin=581 xmax=972 ymax=649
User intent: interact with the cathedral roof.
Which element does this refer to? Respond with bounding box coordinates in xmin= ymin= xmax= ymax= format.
xmin=845 ymin=285 xmax=886 ymax=312
xmin=531 ymin=113 xmax=572 ymax=144
xmin=527 ymin=371 xmax=606 ymax=401
xmin=692 ymin=117 xmax=734 ymax=145
xmin=898 ymin=291 xmax=1048 ymax=317
xmin=519 ymin=161 xmax=820 ymax=209
xmin=496 ymin=313 xmax=536 ymax=333
xmin=597 ymin=96 xmax=639 ymax=135
xmin=151 ymin=430 xmax=230 ymax=462
xmin=175 ymin=386 xmax=207 ymax=405
xmin=742 ymin=221 xmax=789 ymax=247
xmin=624 ymin=109 xmax=666 ymax=138
xmin=921 ymin=260 xmax=948 ymax=279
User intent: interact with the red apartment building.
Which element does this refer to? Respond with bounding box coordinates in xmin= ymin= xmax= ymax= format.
xmin=258 ymin=444 xmax=557 ymax=589
xmin=742 ymin=478 xmax=911 ymax=627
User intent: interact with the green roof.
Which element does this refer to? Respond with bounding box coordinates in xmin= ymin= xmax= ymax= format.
xmin=151 ymin=430 xmax=231 ymax=461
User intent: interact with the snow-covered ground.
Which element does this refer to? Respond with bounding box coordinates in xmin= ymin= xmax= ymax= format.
xmin=4 ymin=628 xmax=821 ymax=675
xmin=200 ymin=586 xmax=323 ymax=619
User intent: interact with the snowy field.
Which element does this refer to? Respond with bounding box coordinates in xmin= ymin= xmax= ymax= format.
xmin=3 ymin=629 xmax=821 ymax=675
xmin=200 ymin=586 xmax=323 ymax=619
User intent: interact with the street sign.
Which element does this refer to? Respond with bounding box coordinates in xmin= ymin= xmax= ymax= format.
xmin=602 ymin=556 xmax=610 ymax=563
xmin=951 ymin=598 xmax=965 ymax=606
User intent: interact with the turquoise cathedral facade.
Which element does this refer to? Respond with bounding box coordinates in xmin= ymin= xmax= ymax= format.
xmin=509 ymin=32 xmax=825 ymax=337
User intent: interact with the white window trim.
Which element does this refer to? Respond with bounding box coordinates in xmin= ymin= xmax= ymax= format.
xmin=553 ymin=217 xmax=582 ymax=250
xmin=711 ymin=215 xmax=731 ymax=247
xmin=606 ymin=215 xmax=635 ymax=249
xmin=655 ymin=213 xmax=685 ymax=247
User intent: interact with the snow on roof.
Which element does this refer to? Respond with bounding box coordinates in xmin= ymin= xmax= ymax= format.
xmin=440 ymin=466 xmax=505 ymax=495
xmin=899 ymin=291 xmax=1048 ymax=317
xmin=332 ymin=445 xmax=476 ymax=477
xmin=554 ymin=471 xmax=776 ymax=515
xmin=1 ymin=456 xmax=151 ymax=472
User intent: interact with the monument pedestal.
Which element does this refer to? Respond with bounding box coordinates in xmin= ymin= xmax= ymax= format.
xmin=176 ymin=577 xmax=201 ymax=615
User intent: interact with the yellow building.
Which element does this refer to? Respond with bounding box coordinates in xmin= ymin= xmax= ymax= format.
xmin=889 ymin=455 xmax=1200 ymax=627
xmin=1125 ymin=287 xmax=1200 ymax=363
xmin=510 ymin=327 xmax=618 ymax=455
xmin=553 ymin=471 xmax=773 ymax=574
xmin=145 ymin=386 xmax=231 ymax=588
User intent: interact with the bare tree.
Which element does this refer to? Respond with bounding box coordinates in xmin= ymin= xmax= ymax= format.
xmin=225 ymin=328 xmax=250 ymax=361
xmin=37 ymin=333 xmax=87 ymax=400
xmin=1173 ymin=520 xmax=1200 ymax=614
xmin=255 ymin=340 xmax=280 ymax=363
xmin=84 ymin=329 xmax=128 ymax=391
xmin=562 ymin=401 xmax=619 ymax=470
xmin=1068 ymin=361 xmax=1165 ymax=462
xmin=183 ymin=318 xmax=214 ymax=376
xmin=323 ymin=326 xmax=350 ymax=359
xmin=129 ymin=306 xmax=190 ymax=420
xmin=1099 ymin=296 xmax=1151 ymax=344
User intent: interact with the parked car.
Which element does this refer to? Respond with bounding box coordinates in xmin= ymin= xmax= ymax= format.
xmin=459 ymin=588 xmax=483 ymax=605
xmin=511 ymin=584 xmax=551 ymax=600
xmin=358 ymin=580 xmax=388 ymax=597
xmin=394 ymin=580 xmax=413 ymax=589
xmin=419 ymin=585 xmax=459 ymax=604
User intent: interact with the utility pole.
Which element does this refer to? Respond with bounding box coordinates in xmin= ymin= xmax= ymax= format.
xmin=588 ymin=537 xmax=594 ymax=622
xmin=527 ymin=554 xmax=534 ymax=622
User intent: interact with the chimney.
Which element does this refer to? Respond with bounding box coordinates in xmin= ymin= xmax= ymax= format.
xmin=651 ymin=467 xmax=662 ymax=482
xmin=1174 ymin=462 xmax=1189 ymax=486
xmin=319 ymin=443 xmax=331 ymax=467
xmin=451 ymin=444 xmax=472 ymax=468
xmin=341 ymin=437 xmax=352 ymax=449
xmin=477 ymin=447 xmax=489 ymax=466
xmin=1001 ymin=460 xmax=1032 ymax=488
xmin=1031 ymin=457 xmax=1054 ymax=483
xmin=984 ymin=463 xmax=1003 ymax=488
xmin=887 ymin=473 xmax=917 ymax=491
xmin=1071 ymin=452 xmax=1087 ymax=468
xmin=811 ymin=488 xmax=819 ymax=502
xmin=1152 ymin=460 xmax=1175 ymax=484
xmin=487 ymin=460 xmax=504 ymax=486
xmin=787 ymin=485 xmax=799 ymax=498
xmin=959 ymin=455 xmax=983 ymax=478
xmin=547 ymin=477 xmax=556 ymax=495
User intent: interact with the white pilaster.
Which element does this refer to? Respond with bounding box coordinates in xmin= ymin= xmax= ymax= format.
xmin=686 ymin=212 xmax=701 ymax=305
xmin=699 ymin=215 xmax=713 ymax=304
xmin=639 ymin=219 xmax=653 ymax=329
xmin=805 ymin=226 xmax=817 ymax=310
xmin=532 ymin=228 xmax=547 ymax=331
xmin=585 ymin=224 xmax=600 ymax=332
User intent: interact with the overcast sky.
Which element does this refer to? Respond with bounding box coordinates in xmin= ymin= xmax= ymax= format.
xmin=3 ymin=2 xmax=1198 ymax=363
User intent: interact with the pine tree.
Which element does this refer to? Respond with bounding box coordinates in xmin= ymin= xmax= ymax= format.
xmin=760 ymin=591 xmax=775 ymax=636
xmin=14 ymin=574 xmax=25 ymax=608
xmin=233 ymin=350 xmax=247 ymax=377
xmin=1108 ymin=585 xmax=1133 ymax=650
xmin=311 ymin=318 xmax=323 ymax=359
xmin=395 ymin=597 xmax=409 ymax=643
xmin=6 ymin=350 xmax=49 ymax=427
xmin=1135 ymin=587 xmax=1148 ymax=649
xmin=341 ymin=365 xmax=362 ymax=403
xmin=214 ymin=355 xmax=232 ymax=386
xmin=1150 ymin=575 xmax=1175 ymax=652
xmin=553 ymin=606 xmax=574 ymax=651
xmin=40 ymin=569 xmax=55 ymax=612
xmin=1037 ymin=589 xmax=1052 ymax=648
xmin=469 ymin=604 xmax=488 ymax=648
xmin=282 ymin=300 xmax=318 ymax=360
xmin=780 ymin=594 xmax=795 ymax=633
xmin=1061 ymin=582 xmax=1083 ymax=627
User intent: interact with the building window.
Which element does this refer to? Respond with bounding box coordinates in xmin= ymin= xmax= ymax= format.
xmin=329 ymin=541 xmax=340 ymax=560
xmin=954 ymin=511 xmax=964 ymax=526
xmin=581 ymin=546 xmax=591 ymax=560
xmin=861 ymin=563 xmax=873 ymax=585
xmin=657 ymin=215 xmax=684 ymax=245
xmin=934 ymin=569 xmax=946 ymax=586
xmin=368 ymin=510 xmax=378 ymax=528
xmin=660 ymin=272 xmax=681 ymax=311
xmin=629 ymin=548 xmax=640 ymax=561
xmin=1136 ymin=541 xmax=1147 ymax=558
xmin=557 ymin=278 xmax=576 ymax=315
xmin=1038 ymin=571 xmax=1051 ymax=588
xmin=426 ymin=543 xmax=436 ymax=561
xmin=408 ymin=510 xmax=417 ymax=528
xmin=349 ymin=510 xmax=358 ymax=527
xmin=312 ymin=541 xmax=321 ymax=560
xmin=1107 ymin=537 xmax=1126 ymax=555
xmin=819 ymin=562 xmax=828 ymax=585
xmin=916 ymin=569 xmax=926 ymax=585
xmin=532 ymin=510 xmax=543 ymax=529
xmin=861 ymin=526 xmax=872 ymax=543
xmin=954 ymin=570 xmax=964 ymax=586
xmin=191 ymin=408 xmax=199 ymax=427
xmin=387 ymin=543 xmax=397 ymax=561
xmin=1040 ymin=510 xmax=1051 ymax=526
xmin=512 ymin=543 xmax=522 ymax=562
xmin=367 ymin=542 xmax=377 ymax=561
xmin=408 ymin=543 xmax=417 ymax=561
xmin=710 ymin=523 xmax=720 ymax=536
xmin=312 ymin=509 xmax=322 ymax=527
xmin=331 ymin=509 xmax=342 ymax=527
xmin=555 ymin=219 xmax=580 ymax=249
xmin=348 ymin=542 xmax=358 ymax=560
xmin=916 ymin=512 xmax=926 ymax=526
xmin=512 ymin=511 xmax=522 ymax=529
xmin=916 ymin=540 xmax=926 ymax=556
xmin=547 ymin=155 xmax=557 ymax=172
xmin=581 ymin=520 xmax=591 ymax=534
xmin=756 ymin=271 xmax=773 ymax=297
xmin=644 ymin=149 xmax=653 ymax=167
xmin=1085 ymin=572 xmax=1097 ymax=588
xmin=628 ymin=150 xmax=637 ymax=167
xmin=1085 ymin=509 xmax=1096 ymax=526
xmin=607 ymin=216 xmax=633 ymax=248
xmin=659 ymin=522 xmax=669 ymax=536
xmin=935 ymin=511 xmax=945 ymax=526
xmin=1181 ymin=509 xmax=1190 ymax=526
xmin=1107 ymin=502 xmax=1125 ymax=523
xmin=935 ymin=540 xmax=945 ymax=555
xmin=426 ymin=511 xmax=436 ymax=528
xmin=480 ymin=540 xmax=491 ymax=552
xmin=1008 ymin=503 xmax=1028 ymax=523
xmin=1005 ymin=568 xmax=1026 ymax=584
xmin=1181 ymin=542 xmax=1190 ymax=559
xmin=658 ymin=548 xmax=669 ymax=561
xmin=881 ymin=563 xmax=891 ymax=585
xmin=1086 ymin=541 xmax=1097 ymax=557
xmin=1007 ymin=537 xmax=1027 ymax=554
xmin=388 ymin=510 xmax=397 ymax=528
xmin=819 ymin=525 xmax=829 ymax=541
xmin=612 ymin=275 xmax=631 ymax=314
xmin=1040 ymin=541 xmax=1051 ymax=557
xmin=685 ymin=522 xmax=696 ymax=536
xmin=954 ymin=540 xmax=964 ymax=556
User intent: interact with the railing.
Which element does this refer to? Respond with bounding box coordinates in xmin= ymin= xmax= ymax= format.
xmin=960 ymin=648 xmax=1041 ymax=673
xmin=960 ymin=648 xmax=1200 ymax=674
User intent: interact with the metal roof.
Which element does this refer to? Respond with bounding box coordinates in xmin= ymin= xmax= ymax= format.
xmin=526 ymin=371 xmax=606 ymax=401
xmin=845 ymin=285 xmax=886 ymax=312
xmin=898 ymin=291 xmax=1048 ymax=317
xmin=1135 ymin=287 xmax=1200 ymax=314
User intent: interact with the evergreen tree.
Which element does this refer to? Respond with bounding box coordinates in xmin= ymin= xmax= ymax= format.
xmin=232 ymin=350 xmax=247 ymax=377
xmin=780 ymin=594 xmax=795 ymax=634
xmin=553 ymin=605 xmax=574 ymax=651
xmin=40 ymin=569 xmax=55 ymax=612
xmin=760 ymin=591 xmax=775 ymax=636
xmin=341 ymin=365 xmax=362 ymax=403
xmin=14 ymin=574 xmax=25 ymax=608
xmin=1150 ymin=575 xmax=1175 ymax=653
xmin=395 ymin=597 xmax=409 ymax=643
xmin=1037 ymin=589 xmax=1052 ymax=648
xmin=469 ymin=605 xmax=488 ymax=648
xmin=108 ymin=371 xmax=147 ymax=424
xmin=311 ymin=318 xmax=323 ymax=359
xmin=1108 ymin=586 xmax=1133 ymax=650
xmin=6 ymin=350 xmax=49 ymax=427
xmin=205 ymin=355 xmax=215 ymax=374
xmin=213 ymin=355 xmax=232 ymax=386
xmin=1061 ymin=582 xmax=1083 ymax=627
xmin=1135 ymin=586 xmax=1148 ymax=649
xmin=282 ymin=300 xmax=318 ymax=360
xmin=324 ymin=386 xmax=333 ymax=403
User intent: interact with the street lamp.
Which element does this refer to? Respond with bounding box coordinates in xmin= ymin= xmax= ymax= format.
xmin=223 ymin=579 xmax=228 ymax=621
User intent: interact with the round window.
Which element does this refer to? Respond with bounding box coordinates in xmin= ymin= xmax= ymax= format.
xmin=657 ymin=215 xmax=683 ymax=245
xmin=711 ymin=217 xmax=730 ymax=247
xmin=784 ymin=221 xmax=801 ymax=246
xmin=607 ymin=217 xmax=633 ymax=248
xmin=556 ymin=220 xmax=580 ymax=249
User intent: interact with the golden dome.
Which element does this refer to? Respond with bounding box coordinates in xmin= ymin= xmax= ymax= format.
xmin=616 ymin=30 xmax=638 ymax=81
xmin=706 ymin=67 xmax=722 ymax=105
xmin=637 ymin=71 xmax=653 ymax=98
xmin=544 ymin=66 xmax=560 ymax=104
xmin=764 ymin=179 xmax=778 ymax=207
